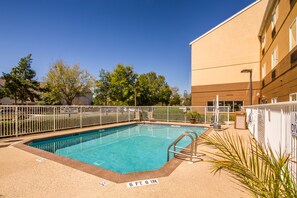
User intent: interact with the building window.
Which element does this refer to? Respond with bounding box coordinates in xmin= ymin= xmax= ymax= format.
xmin=290 ymin=93 xmax=297 ymax=101
xmin=271 ymin=47 xmax=278 ymax=69
xmin=291 ymin=0 xmax=297 ymax=9
xmin=271 ymin=97 xmax=278 ymax=103
xmin=207 ymin=101 xmax=243 ymax=112
xmin=271 ymin=5 xmax=278 ymax=30
xmin=225 ymin=101 xmax=234 ymax=112
xmin=262 ymin=63 xmax=266 ymax=79
xmin=234 ymin=101 xmax=243 ymax=112
xmin=271 ymin=70 xmax=276 ymax=80
xmin=207 ymin=101 xmax=214 ymax=112
xmin=290 ymin=19 xmax=297 ymax=50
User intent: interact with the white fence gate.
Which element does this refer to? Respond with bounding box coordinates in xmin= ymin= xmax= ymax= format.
xmin=244 ymin=102 xmax=297 ymax=179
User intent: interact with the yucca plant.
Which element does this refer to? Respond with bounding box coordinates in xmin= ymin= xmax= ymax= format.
xmin=201 ymin=132 xmax=297 ymax=197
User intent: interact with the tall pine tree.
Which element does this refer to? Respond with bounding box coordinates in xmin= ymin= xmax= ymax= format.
xmin=2 ymin=54 xmax=39 ymax=104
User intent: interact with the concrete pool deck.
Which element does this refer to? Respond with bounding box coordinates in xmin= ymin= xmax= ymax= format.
xmin=0 ymin=122 xmax=250 ymax=198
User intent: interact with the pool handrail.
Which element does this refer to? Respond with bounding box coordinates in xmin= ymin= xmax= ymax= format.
xmin=167 ymin=130 xmax=199 ymax=162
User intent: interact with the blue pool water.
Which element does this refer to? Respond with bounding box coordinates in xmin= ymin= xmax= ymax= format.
xmin=29 ymin=124 xmax=207 ymax=174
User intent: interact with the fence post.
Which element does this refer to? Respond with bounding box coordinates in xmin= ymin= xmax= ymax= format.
xmin=117 ymin=107 xmax=119 ymax=123
xmin=255 ymin=107 xmax=258 ymax=139
xmin=100 ymin=107 xmax=102 ymax=125
xmin=204 ymin=107 xmax=207 ymax=124
xmin=167 ymin=106 xmax=169 ymax=122
xmin=128 ymin=107 xmax=130 ymax=122
xmin=53 ymin=107 xmax=56 ymax=132
xmin=227 ymin=106 xmax=230 ymax=126
xmin=80 ymin=106 xmax=82 ymax=128
xmin=15 ymin=106 xmax=18 ymax=137
xmin=183 ymin=107 xmax=187 ymax=123
xmin=278 ymin=106 xmax=282 ymax=147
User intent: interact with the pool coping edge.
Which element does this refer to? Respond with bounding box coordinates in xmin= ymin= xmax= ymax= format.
xmin=13 ymin=122 xmax=212 ymax=183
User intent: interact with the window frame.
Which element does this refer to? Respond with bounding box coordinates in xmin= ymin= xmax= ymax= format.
xmin=207 ymin=101 xmax=214 ymax=112
xmin=206 ymin=100 xmax=243 ymax=112
xmin=271 ymin=47 xmax=278 ymax=69
xmin=289 ymin=18 xmax=297 ymax=51
xmin=271 ymin=4 xmax=278 ymax=30
xmin=233 ymin=101 xmax=244 ymax=112
xmin=271 ymin=97 xmax=278 ymax=103
xmin=290 ymin=93 xmax=297 ymax=101
xmin=262 ymin=63 xmax=266 ymax=79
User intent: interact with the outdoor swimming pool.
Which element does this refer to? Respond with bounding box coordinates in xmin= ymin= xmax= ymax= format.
xmin=28 ymin=124 xmax=207 ymax=174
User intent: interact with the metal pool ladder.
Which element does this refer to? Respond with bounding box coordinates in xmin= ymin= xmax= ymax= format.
xmin=167 ymin=131 xmax=199 ymax=162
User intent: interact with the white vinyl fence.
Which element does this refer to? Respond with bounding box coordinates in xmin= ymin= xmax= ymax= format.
xmin=0 ymin=105 xmax=230 ymax=138
xmin=244 ymin=102 xmax=297 ymax=179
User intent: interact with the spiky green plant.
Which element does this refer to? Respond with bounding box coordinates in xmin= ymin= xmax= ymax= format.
xmin=201 ymin=132 xmax=297 ymax=197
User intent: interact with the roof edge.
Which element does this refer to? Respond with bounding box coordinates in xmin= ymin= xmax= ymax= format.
xmin=258 ymin=0 xmax=277 ymax=37
xmin=189 ymin=0 xmax=262 ymax=46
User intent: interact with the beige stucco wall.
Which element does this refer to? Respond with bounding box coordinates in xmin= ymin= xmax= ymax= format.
xmin=191 ymin=0 xmax=268 ymax=86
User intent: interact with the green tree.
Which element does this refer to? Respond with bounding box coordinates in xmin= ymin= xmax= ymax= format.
xmin=41 ymin=84 xmax=61 ymax=105
xmin=136 ymin=72 xmax=171 ymax=106
xmin=2 ymin=54 xmax=39 ymax=104
xmin=182 ymin=90 xmax=191 ymax=106
xmin=136 ymin=73 xmax=154 ymax=105
xmin=169 ymin=86 xmax=181 ymax=106
xmin=202 ymin=132 xmax=297 ymax=197
xmin=0 ymin=87 xmax=5 ymax=99
xmin=93 ymin=66 xmax=172 ymax=106
xmin=108 ymin=64 xmax=137 ymax=106
xmin=93 ymin=69 xmax=111 ymax=105
xmin=42 ymin=61 xmax=93 ymax=105
xmin=158 ymin=79 xmax=172 ymax=106
xmin=0 ymin=77 xmax=5 ymax=99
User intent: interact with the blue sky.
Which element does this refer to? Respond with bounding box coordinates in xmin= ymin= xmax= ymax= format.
xmin=0 ymin=0 xmax=256 ymax=92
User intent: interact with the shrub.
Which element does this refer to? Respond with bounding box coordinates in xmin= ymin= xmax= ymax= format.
xmin=203 ymin=132 xmax=297 ymax=197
